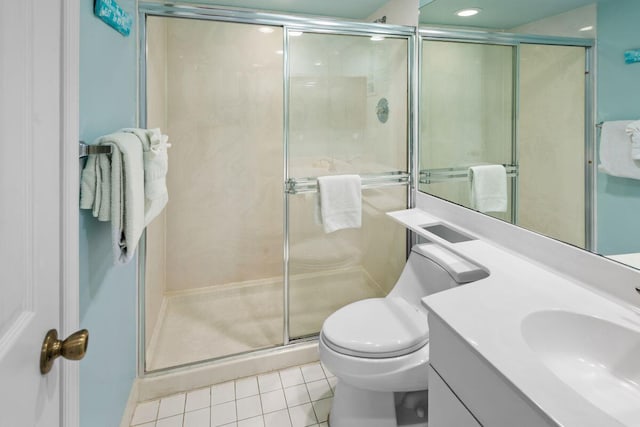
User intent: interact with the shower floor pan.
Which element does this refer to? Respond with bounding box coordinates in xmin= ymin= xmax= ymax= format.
xmin=146 ymin=266 xmax=385 ymax=371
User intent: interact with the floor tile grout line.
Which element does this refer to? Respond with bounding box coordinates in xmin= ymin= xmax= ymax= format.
xmin=309 ymin=398 xmax=320 ymax=426
xmin=182 ymin=392 xmax=187 ymax=422
xmin=286 ymin=404 xmax=295 ymax=427
xmin=303 ymin=382 xmax=314 ymax=407
xmin=133 ymin=364 xmax=334 ymax=427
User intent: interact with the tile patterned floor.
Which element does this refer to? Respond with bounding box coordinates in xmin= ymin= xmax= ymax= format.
xmin=130 ymin=362 xmax=337 ymax=427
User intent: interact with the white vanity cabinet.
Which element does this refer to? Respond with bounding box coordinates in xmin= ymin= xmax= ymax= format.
xmin=427 ymin=313 xmax=557 ymax=427
xmin=394 ymin=209 xmax=640 ymax=427
xmin=428 ymin=365 xmax=480 ymax=427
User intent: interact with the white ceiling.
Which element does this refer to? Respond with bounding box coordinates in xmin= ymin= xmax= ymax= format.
xmin=176 ymin=0 xmax=390 ymax=20
xmin=419 ymin=0 xmax=597 ymax=29
xmin=158 ymin=0 xmax=599 ymax=30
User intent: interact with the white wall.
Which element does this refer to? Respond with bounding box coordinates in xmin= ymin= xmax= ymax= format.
xmin=510 ymin=4 xmax=596 ymax=38
xmin=367 ymin=0 xmax=419 ymax=26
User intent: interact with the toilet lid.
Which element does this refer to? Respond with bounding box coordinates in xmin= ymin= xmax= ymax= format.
xmin=321 ymin=298 xmax=429 ymax=358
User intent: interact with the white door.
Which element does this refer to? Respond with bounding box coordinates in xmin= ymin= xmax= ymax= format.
xmin=0 ymin=0 xmax=77 ymax=426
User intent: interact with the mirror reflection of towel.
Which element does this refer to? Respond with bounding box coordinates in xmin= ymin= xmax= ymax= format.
xmin=599 ymin=120 xmax=640 ymax=179
xmin=626 ymin=120 xmax=640 ymax=160
xmin=469 ymin=165 xmax=507 ymax=213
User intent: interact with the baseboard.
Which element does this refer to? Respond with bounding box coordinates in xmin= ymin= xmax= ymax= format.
xmin=137 ymin=341 xmax=319 ymax=401
xmin=119 ymin=379 xmax=140 ymax=427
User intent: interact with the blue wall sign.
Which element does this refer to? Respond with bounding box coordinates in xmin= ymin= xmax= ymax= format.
xmin=624 ymin=49 xmax=640 ymax=64
xmin=94 ymin=0 xmax=132 ymax=37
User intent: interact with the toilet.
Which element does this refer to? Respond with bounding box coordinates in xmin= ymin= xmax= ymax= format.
xmin=319 ymin=243 xmax=488 ymax=427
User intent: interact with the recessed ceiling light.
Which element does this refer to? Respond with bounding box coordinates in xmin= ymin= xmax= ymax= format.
xmin=456 ymin=8 xmax=481 ymax=17
xmin=289 ymin=31 xmax=303 ymax=37
xmin=579 ymin=25 xmax=594 ymax=32
xmin=258 ymin=27 xmax=274 ymax=34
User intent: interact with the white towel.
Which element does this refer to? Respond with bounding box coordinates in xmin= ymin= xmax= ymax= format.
xmin=626 ymin=120 xmax=640 ymax=160
xmin=317 ymin=175 xmax=362 ymax=233
xmin=80 ymin=132 xmax=145 ymax=264
xmin=122 ymin=128 xmax=170 ymax=226
xmin=469 ymin=165 xmax=507 ymax=213
xmin=599 ymin=120 xmax=640 ymax=179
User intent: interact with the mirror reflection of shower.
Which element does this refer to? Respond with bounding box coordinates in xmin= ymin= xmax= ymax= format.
xmin=417 ymin=1 xmax=594 ymax=250
xmin=419 ymin=36 xmax=588 ymax=249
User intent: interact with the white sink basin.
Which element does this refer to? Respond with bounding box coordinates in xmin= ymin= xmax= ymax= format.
xmin=521 ymin=310 xmax=640 ymax=426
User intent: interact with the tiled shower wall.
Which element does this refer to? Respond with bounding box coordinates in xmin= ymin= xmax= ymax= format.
xmin=162 ymin=18 xmax=285 ymax=292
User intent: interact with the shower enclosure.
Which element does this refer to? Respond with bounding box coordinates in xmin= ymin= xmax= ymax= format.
xmin=139 ymin=4 xmax=413 ymax=373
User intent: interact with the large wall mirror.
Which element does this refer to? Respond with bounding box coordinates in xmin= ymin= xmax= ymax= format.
xmin=417 ymin=0 xmax=640 ymax=269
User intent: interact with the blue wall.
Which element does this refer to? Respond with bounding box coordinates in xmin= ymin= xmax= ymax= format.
xmin=79 ymin=1 xmax=138 ymax=426
xmin=596 ymin=0 xmax=640 ymax=255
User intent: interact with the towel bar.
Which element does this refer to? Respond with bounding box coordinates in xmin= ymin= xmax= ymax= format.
xmin=285 ymin=171 xmax=409 ymax=194
xmin=79 ymin=141 xmax=112 ymax=158
xmin=420 ymin=164 xmax=518 ymax=184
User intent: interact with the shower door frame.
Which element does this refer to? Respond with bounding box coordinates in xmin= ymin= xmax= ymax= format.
xmin=417 ymin=28 xmax=596 ymax=250
xmin=136 ymin=3 xmax=417 ymax=376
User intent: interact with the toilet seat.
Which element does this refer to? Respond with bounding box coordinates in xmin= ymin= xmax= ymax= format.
xmin=321 ymin=297 xmax=429 ymax=359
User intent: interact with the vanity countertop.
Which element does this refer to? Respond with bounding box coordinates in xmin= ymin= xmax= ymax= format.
xmin=388 ymin=208 xmax=640 ymax=427
xmin=608 ymin=252 xmax=640 ymax=270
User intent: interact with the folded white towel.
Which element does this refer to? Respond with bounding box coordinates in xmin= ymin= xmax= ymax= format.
xmin=469 ymin=165 xmax=508 ymax=213
xmin=317 ymin=175 xmax=362 ymax=233
xmin=80 ymin=132 xmax=145 ymax=264
xmin=122 ymin=128 xmax=169 ymax=226
xmin=626 ymin=120 xmax=640 ymax=160
xmin=599 ymin=120 xmax=640 ymax=179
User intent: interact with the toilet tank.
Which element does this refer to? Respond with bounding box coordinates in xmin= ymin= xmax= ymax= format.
xmin=388 ymin=243 xmax=488 ymax=307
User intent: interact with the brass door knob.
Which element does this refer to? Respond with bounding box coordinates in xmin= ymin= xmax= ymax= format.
xmin=40 ymin=329 xmax=89 ymax=374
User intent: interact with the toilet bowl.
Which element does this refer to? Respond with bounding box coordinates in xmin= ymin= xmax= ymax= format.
xmin=319 ymin=243 xmax=488 ymax=427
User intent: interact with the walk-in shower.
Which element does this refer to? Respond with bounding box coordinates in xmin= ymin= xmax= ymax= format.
xmin=138 ymin=5 xmax=413 ymax=373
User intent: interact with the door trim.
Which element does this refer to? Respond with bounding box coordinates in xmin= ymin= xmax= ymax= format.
xmin=61 ymin=1 xmax=80 ymax=426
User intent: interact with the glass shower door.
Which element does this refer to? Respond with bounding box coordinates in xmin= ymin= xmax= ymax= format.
xmin=143 ymin=16 xmax=285 ymax=371
xmin=286 ymin=31 xmax=410 ymax=340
